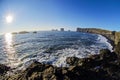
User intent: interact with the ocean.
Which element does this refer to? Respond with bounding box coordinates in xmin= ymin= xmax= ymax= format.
xmin=0 ymin=31 xmax=113 ymax=71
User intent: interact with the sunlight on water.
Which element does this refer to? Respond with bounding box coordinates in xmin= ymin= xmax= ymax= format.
xmin=5 ymin=33 xmax=13 ymax=46
xmin=0 ymin=32 xmax=112 ymax=70
xmin=5 ymin=33 xmax=20 ymax=68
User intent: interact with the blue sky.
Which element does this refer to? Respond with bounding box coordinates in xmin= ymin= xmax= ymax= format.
xmin=0 ymin=0 xmax=120 ymax=34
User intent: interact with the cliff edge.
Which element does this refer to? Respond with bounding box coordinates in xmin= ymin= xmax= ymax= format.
xmin=76 ymin=28 xmax=120 ymax=46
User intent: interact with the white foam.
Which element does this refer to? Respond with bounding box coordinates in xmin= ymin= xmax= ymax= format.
xmin=96 ymin=35 xmax=113 ymax=52
xmin=7 ymin=34 xmax=114 ymax=70
xmin=41 ymin=35 xmax=113 ymax=67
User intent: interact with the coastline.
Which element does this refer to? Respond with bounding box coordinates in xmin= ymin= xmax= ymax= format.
xmin=98 ymin=34 xmax=115 ymax=50
xmin=97 ymin=34 xmax=113 ymax=51
xmin=0 ymin=28 xmax=120 ymax=80
xmin=76 ymin=28 xmax=116 ymax=48
xmin=2 ymin=48 xmax=120 ymax=80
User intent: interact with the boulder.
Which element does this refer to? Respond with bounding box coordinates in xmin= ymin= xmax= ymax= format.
xmin=66 ymin=56 xmax=101 ymax=68
xmin=99 ymin=49 xmax=117 ymax=62
xmin=5 ymin=48 xmax=120 ymax=80
xmin=66 ymin=57 xmax=79 ymax=66
xmin=0 ymin=64 xmax=10 ymax=74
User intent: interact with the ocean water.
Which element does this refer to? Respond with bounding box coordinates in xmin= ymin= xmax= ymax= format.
xmin=0 ymin=31 xmax=113 ymax=70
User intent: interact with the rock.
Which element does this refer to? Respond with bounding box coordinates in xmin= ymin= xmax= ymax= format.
xmin=0 ymin=64 xmax=10 ymax=74
xmin=33 ymin=31 xmax=37 ymax=33
xmin=43 ymin=66 xmax=55 ymax=80
xmin=66 ymin=57 xmax=79 ymax=66
xmin=4 ymin=48 xmax=120 ymax=80
xmin=18 ymin=31 xmax=29 ymax=34
xmin=65 ymin=49 xmax=120 ymax=80
xmin=76 ymin=28 xmax=115 ymax=45
xmin=28 ymin=72 xmax=42 ymax=80
xmin=43 ymin=66 xmax=54 ymax=74
xmin=115 ymin=42 xmax=120 ymax=58
xmin=24 ymin=61 xmax=45 ymax=77
xmin=115 ymin=32 xmax=120 ymax=45
xmin=66 ymin=66 xmax=106 ymax=80
xmin=54 ymin=68 xmax=63 ymax=80
xmin=99 ymin=49 xmax=117 ymax=61
xmin=66 ymin=57 xmax=101 ymax=68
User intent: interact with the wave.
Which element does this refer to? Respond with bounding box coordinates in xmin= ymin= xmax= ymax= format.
xmin=96 ymin=35 xmax=113 ymax=51
xmin=0 ymin=31 xmax=114 ymax=72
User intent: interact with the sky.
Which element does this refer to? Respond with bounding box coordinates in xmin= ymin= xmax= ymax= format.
xmin=0 ymin=0 xmax=120 ymax=34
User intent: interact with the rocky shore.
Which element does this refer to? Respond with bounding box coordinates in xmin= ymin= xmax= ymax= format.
xmin=1 ymin=48 xmax=120 ymax=80
xmin=76 ymin=28 xmax=120 ymax=46
xmin=1 ymin=28 xmax=120 ymax=80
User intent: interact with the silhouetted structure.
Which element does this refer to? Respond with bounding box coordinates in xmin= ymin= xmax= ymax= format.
xmin=60 ymin=28 xmax=64 ymax=31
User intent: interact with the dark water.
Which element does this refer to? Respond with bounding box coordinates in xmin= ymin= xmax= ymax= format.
xmin=0 ymin=31 xmax=112 ymax=70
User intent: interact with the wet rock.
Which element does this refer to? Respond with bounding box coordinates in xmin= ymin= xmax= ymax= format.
xmin=28 ymin=72 xmax=42 ymax=80
xmin=54 ymin=68 xmax=63 ymax=80
xmin=66 ymin=57 xmax=79 ymax=66
xmin=66 ymin=56 xmax=101 ymax=68
xmin=0 ymin=64 xmax=10 ymax=74
xmin=4 ymin=48 xmax=120 ymax=80
xmin=42 ymin=66 xmax=55 ymax=80
xmin=99 ymin=49 xmax=117 ymax=62
xmin=24 ymin=61 xmax=45 ymax=77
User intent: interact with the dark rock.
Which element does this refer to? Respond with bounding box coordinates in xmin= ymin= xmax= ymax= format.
xmin=99 ymin=49 xmax=117 ymax=61
xmin=66 ymin=57 xmax=79 ymax=66
xmin=115 ymin=42 xmax=120 ymax=58
xmin=77 ymin=28 xmax=115 ymax=42
xmin=65 ymin=49 xmax=120 ymax=80
xmin=4 ymin=48 xmax=120 ymax=80
xmin=33 ymin=31 xmax=37 ymax=33
xmin=28 ymin=72 xmax=42 ymax=80
xmin=66 ymin=56 xmax=101 ymax=68
xmin=18 ymin=31 xmax=29 ymax=34
xmin=0 ymin=64 xmax=10 ymax=74
xmin=7 ymin=61 xmax=55 ymax=80
xmin=42 ymin=65 xmax=55 ymax=80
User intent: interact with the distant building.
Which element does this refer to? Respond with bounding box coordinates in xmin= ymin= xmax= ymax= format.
xmin=76 ymin=28 xmax=80 ymax=32
xmin=52 ymin=29 xmax=58 ymax=31
xmin=60 ymin=28 xmax=64 ymax=31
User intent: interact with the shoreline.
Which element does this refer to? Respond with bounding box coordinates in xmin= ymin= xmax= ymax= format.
xmin=98 ymin=34 xmax=115 ymax=50
xmin=97 ymin=34 xmax=113 ymax=51
xmin=77 ymin=28 xmax=116 ymax=49
xmin=1 ymin=48 xmax=120 ymax=80
xmin=0 ymin=28 xmax=120 ymax=80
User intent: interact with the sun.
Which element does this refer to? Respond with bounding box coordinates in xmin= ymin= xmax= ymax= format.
xmin=6 ymin=15 xmax=13 ymax=23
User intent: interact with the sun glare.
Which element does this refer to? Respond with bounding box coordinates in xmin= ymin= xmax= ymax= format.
xmin=5 ymin=33 xmax=20 ymax=68
xmin=5 ymin=33 xmax=13 ymax=45
xmin=6 ymin=15 xmax=13 ymax=23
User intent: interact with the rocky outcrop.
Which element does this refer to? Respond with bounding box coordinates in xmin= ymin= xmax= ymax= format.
xmin=18 ymin=31 xmax=29 ymax=34
xmin=4 ymin=49 xmax=120 ymax=80
xmin=0 ymin=64 xmax=10 ymax=75
xmin=76 ymin=28 xmax=120 ymax=59
xmin=66 ymin=49 xmax=120 ymax=80
xmin=115 ymin=32 xmax=120 ymax=44
xmin=0 ymin=64 xmax=10 ymax=80
xmin=115 ymin=42 xmax=120 ymax=58
xmin=76 ymin=28 xmax=120 ymax=47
